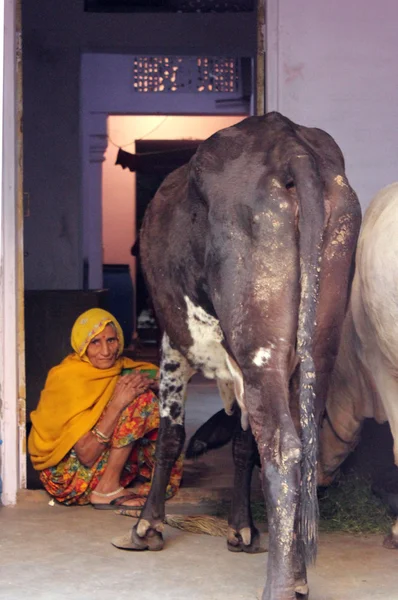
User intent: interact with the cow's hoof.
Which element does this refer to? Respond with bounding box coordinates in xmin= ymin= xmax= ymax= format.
xmin=294 ymin=581 xmax=309 ymax=599
xmin=382 ymin=533 xmax=398 ymax=549
xmin=260 ymin=585 xmax=308 ymax=600
xmin=227 ymin=526 xmax=267 ymax=554
xmin=111 ymin=527 xmax=164 ymax=551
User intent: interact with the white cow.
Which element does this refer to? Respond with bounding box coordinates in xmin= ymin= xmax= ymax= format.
xmin=320 ymin=181 xmax=398 ymax=548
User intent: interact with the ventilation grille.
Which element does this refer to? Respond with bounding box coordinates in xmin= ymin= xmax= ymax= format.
xmin=133 ymin=56 xmax=241 ymax=93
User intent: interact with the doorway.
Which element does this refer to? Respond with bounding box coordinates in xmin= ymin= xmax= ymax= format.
xmin=134 ymin=139 xmax=199 ymax=345
xmin=102 ymin=114 xmax=247 ymax=352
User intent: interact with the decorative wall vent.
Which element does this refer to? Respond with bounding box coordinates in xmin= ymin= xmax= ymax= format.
xmin=85 ymin=0 xmax=254 ymax=13
xmin=133 ymin=56 xmax=241 ymax=93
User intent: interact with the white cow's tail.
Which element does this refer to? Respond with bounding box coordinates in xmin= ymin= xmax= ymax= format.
xmin=292 ymin=154 xmax=324 ymax=565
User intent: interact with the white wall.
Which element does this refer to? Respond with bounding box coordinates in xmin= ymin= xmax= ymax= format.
xmin=103 ymin=114 xmax=244 ymax=291
xmin=267 ymin=0 xmax=398 ymax=210
xmin=0 ymin=0 xmax=19 ymax=506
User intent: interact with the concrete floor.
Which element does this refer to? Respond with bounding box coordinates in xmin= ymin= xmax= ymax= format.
xmin=1 ymin=380 xmax=398 ymax=599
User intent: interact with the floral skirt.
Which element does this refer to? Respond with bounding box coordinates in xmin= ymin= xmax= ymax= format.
xmin=39 ymin=391 xmax=183 ymax=505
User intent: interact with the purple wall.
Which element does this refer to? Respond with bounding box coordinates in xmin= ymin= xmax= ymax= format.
xmin=22 ymin=1 xmax=256 ymax=289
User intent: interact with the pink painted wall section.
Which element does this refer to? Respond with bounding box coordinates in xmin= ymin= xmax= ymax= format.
xmin=271 ymin=0 xmax=398 ymax=210
xmin=102 ymin=115 xmax=244 ymax=284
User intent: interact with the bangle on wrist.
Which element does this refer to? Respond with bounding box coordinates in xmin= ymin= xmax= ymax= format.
xmin=91 ymin=426 xmax=111 ymax=445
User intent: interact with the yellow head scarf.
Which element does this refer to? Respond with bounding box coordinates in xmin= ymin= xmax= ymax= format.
xmin=28 ymin=308 xmax=158 ymax=470
xmin=70 ymin=307 xmax=124 ymax=358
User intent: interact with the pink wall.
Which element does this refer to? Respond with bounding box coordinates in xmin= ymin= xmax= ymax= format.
xmin=102 ymin=115 xmax=244 ymax=313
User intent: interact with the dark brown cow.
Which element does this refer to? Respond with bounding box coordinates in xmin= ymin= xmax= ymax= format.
xmin=125 ymin=113 xmax=361 ymax=599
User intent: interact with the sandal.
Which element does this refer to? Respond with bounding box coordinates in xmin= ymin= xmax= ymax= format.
xmin=92 ymin=490 xmax=145 ymax=512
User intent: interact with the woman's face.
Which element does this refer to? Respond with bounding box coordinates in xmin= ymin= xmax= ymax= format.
xmin=85 ymin=323 xmax=120 ymax=369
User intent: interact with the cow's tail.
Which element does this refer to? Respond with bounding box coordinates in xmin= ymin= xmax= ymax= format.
xmin=292 ymin=154 xmax=325 ymax=565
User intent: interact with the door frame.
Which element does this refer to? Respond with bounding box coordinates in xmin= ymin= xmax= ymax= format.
xmin=1 ymin=4 xmax=277 ymax=505
xmin=0 ymin=0 xmax=24 ymax=506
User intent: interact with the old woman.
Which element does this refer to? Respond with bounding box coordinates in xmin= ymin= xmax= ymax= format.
xmin=28 ymin=308 xmax=183 ymax=511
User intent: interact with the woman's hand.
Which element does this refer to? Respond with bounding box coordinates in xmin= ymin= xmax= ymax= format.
xmin=74 ymin=373 xmax=151 ymax=467
xmin=148 ymin=371 xmax=160 ymax=393
xmin=110 ymin=372 xmax=151 ymax=411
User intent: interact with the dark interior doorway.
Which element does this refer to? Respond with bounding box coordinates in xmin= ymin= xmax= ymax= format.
xmin=116 ymin=139 xmax=200 ymax=347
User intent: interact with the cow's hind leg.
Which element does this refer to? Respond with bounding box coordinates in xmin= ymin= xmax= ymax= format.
xmin=227 ymin=424 xmax=265 ymax=554
xmin=126 ymin=334 xmax=194 ymax=551
xmin=244 ymin=379 xmax=302 ymax=600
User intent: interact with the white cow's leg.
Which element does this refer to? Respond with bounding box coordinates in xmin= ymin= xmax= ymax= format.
xmin=365 ymin=352 xmax=398 ymax=549
xmin=369 ymin=354 xmax=398 ymax=466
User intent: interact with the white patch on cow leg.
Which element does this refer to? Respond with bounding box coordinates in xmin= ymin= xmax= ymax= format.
xmin=137 ymin=519 xmax=152 ymax=538
xmin=227 ymin=526 xmax=252 ymax=548
xmin=159 ymin=333 xmax=195 ymax=425
xmin=334 ymin=174 xmax=348 ymax=187
xmin=184 ymin=296 xmax=231 ymax=381
xmin=225 ymin=355 xmax=249 ymax=431
xmin=240 ymin=526 xmax=252 ymax=546
xmin=183 ymin=296 xmax=249 ymax=428
xmin=252 ymin=346 xmax=273 ymax=367
xmin=271 ymin=178 xmax=282 ymax=189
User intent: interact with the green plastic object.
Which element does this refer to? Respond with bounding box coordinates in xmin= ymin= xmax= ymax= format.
xmin=121 ymin=367 xmax=157 ymax=379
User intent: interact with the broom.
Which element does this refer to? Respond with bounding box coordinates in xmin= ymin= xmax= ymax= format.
xmin=115 ymin=509 xmax=229 ymax=537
